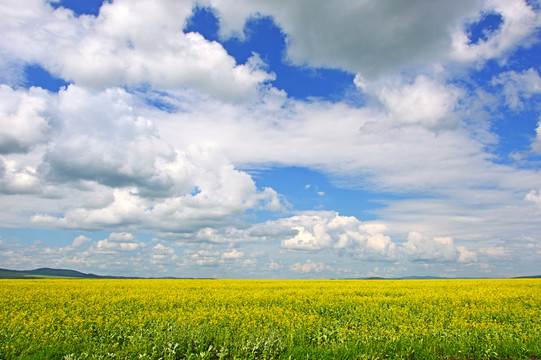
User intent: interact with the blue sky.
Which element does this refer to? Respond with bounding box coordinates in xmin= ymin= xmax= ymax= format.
xmin=1 ymin=0 xmax=541 ymax=278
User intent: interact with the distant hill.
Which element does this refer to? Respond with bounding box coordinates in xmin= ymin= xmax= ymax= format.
xmin=346 ymin=276 xmax=453 ymax=280
xmin=0 ymin=267 xmax=190 ymax=279
xmin=0 ymin=267 xmax=117 ymax=279
xmin=513 ymin=275 xmax=541 ymax=279
xmin=401 ymin=275 xmax=448 ymax=280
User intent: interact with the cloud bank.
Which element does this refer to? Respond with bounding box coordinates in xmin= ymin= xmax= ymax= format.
xmin=0 ymin=0 xmax=540 ymax=278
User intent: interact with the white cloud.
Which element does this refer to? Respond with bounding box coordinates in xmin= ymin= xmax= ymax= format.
xmin=531 ymin=121 xmax=541 ymax=154
xmin=1 ymin=79 xmax=539 ymax=269
xmin=32 ymin=188 xmax=144 ymax=230
xmin=152 ymin=243 xmax=175 ymax=255
xmin=221 ymin=248 xmax=244 ymax=260
xmin=0 ymin=0 xmax=540 ymax=279
xmin=525 ymin=189 xmax=541 ymax=205
xmin=32 ymin=161 xmax=280 ymax=232
xmin=93 ymin=232 xmax=142 ymax=253
xmin=478 ymin=246 xmax=508 ymax=257
xmin=283 ymin=226 xmax=327 ymax=251
xmin=0 ymin=85 xmax=283 ymax=233
xmin=0 ymin=0 xmax=273 ymax=101
xmin=290 ymin=259 xmax=327 ymax=274
xmin=0 ymin=85 xmax=54 ymax=154
xmin=0 ymin=157 xmax=41 ymax=194
xmin=210 ymin=0 xmax=540 ymax=78
xmin=186 ymin=246 xmax=251 ymax=269
xmin=107 ymin=232 xmax=137 ymax=243
xmin=492 ymin=68 xmax=541 ymax=109
xmin=72 ymin=235 xmax=91 ymax=248
xmin=1 ymin=80 xmax=536 ymax=254
xmin=149 ymin=81 xmax=541 ymax=255
xmin=362 ymin=75 xmax=463 ymax=130
xmin=188 ymin=224 xmax=285 ymax=244
xmin=155 ymin=211 xmax=482 ymax=266
xmin=155 ymin=87 xmax=511 ymax=194
xmin=457 ymin=246 xmax=479 ymax=263
xmin=279 ymin=211 xmax=396 ymax=259
xmin=402 ymin=232 xmax=477 ymax=263
xmin=210 ymin=0 xmax=483 ymax=76
xmin=151 ymin=243 xmax=177 ymax=263
xmin=189 ymin=249 xmax=221 ymax=266
xmin=451 ymin=0 xmax=541 ymax=63
xmin=155 ymin=210 xmax=407 ymax=264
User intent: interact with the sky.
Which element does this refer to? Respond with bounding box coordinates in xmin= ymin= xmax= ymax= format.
xmin=1 ymin=0 xmax=541 ymax=279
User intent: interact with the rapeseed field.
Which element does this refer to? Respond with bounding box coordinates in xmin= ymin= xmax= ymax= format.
xmin=0 ymin=279 xmax=539 ymax=359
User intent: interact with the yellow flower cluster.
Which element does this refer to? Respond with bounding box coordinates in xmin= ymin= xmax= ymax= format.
xmin=0 ymin=279 xmax=539 ymax=359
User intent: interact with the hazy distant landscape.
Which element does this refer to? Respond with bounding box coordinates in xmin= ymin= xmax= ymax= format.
xmin=1 ymin=267 xmax=539 ymax=280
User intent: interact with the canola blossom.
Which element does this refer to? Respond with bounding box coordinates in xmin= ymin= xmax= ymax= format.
xmin=0 ymin=279 xmax=540 ymax=359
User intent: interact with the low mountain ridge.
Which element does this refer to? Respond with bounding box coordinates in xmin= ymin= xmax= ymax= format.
xmin=0 ymin=267 xmax=117 ymax=279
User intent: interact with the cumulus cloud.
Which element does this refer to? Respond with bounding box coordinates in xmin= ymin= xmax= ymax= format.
xmin=157 ymin=87 xmax=514 ymax=194
xmin=0 ymin=231 xmax=187 ymax=276
xmin=152 ymin=243 xmax=175 ymax=255
xmin=32 ymin=188 xmax=144 ymax=230
xmin=451 ymin=0 xmax=541 ymax=63
xmin=145 ymin=79 xmax=541 ymax=258
xmin=492 ymin=68 xmax=541 ymax=110
xmin=0 ymin=84 xmax=283 ymax=233
xmin=478 ymin=246 xmax=508 ymax=257
xmin=529 ymin=121 xmax=541 ymax=155
xmin=457 ymin=246 xmax=479 ymax=263
xmin=72 ymin=235 xmax=91 ymax=248
xmin=0 ymin=80 xmax=533 ymax=255
xmin=1 ymin=80 xmax=540 ymax=266
xmin=525 ymin=189 xmax=541 ymax=205
xmin=277 ymin=212 xmax=396 ymax=258
xmin=41 ymin=85 xmax=176 ymax=191
xmin=93 ymin=232 xmax=142 ymax=253
xmin=0 ymin=157 xmax=41 ymax=194
xmin=157 ymin=210 xmax=411 ymax=263
xmin=107 ymin=232 xmax=137 ymax=243
xmin=151 ymin=243 xmax=177 ymax=264
xmin=209 ymin=0 xmax=482 ymax=76
xmin=175 ymin=222 xmax=291 ymax=244
xmin=183 ymin=211 xmax=402 ymax=263
xmin=32 ymin=162 xmax=280 ymax=232
xmin=221 ymin=248 xmax=244 ymax=260
xmin=0 ymin=0 xmax=273 ymax=101
xmin=0 ymin=0 xmax=540 ymax=278
xmin=290 ymin=259 xmax=327 ymax=274
xmin=244 ymin=213 xmax=479 ymax=264
xmin=0 ymin=85 xmax=54 ymax=154
xmin=189 ymin=249 xmax=221 ymax=266
xmin=359 ymin=75 xmax=463 ymax=130
xmin=210 ymin=0 xmax=540 ymax=77
xmin=155 ymin=211 xmax=482 ymax=266
xmin=402 ymin=232 xmax=477 ymax=263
